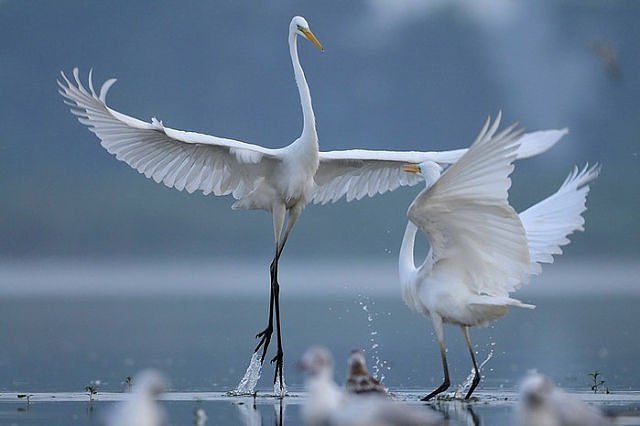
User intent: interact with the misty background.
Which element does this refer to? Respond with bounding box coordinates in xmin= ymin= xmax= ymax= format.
xmin=1 ymin=0 xmax=638 ymax=272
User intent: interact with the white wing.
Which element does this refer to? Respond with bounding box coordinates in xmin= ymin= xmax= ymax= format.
xmin=58 ymin=68 xmax=281 ymax=198
xmin=519 ymin=164 xmax=600 ymax=274
xmin=312 ymin=127 xmax=567 ymax=204
xmin=407 ymin=116 xmax=530 ymax=296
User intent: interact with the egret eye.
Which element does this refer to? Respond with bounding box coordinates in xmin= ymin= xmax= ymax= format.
xmin=297 ymin=24 xmax=305 ymax=32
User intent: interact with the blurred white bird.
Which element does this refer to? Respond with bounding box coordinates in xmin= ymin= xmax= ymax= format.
xmin=517 ymin=373 xmax=611 ymax=426
xmin=58 ymin=13 xmax=566 ymax=389
xmin=300 ymin=346 xmax=442 ymax=426
xmin=105 ymin=369 xmax=168 ymax=426
xmin=399 ymin=116 xmax=599 ymax=400
xmin=345 ymin=349 xmax=387 ymax=394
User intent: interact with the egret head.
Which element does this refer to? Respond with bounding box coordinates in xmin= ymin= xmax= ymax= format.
xmin=299 ymin=346 xmax=334 ymax=378
xmin=291 ymin=16 xmax=324 ymax=51
xmin=402 ymin=161 xmax=443 ymax=188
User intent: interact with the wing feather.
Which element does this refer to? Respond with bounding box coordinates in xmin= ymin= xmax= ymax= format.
xmin=519 ymin=164 xmax=600 ymax=274
xmin=407 ymin=116 xmax=531 ymax=296
xmin=312 ymin=128 xmax=567 ymax=204
xmin=58 ymin=68 xmax=281 ymax=198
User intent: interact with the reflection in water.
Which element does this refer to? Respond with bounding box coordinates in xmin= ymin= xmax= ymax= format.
xmin=432 ymin=401 xmax=481 ymax=426
xmin=274 ymin=398 xmax=285 ymax=426
xmin=234 ymin=397 xmax=285 ymax=426
xmin=235 ymin=398 xmax=261 ymax=426
xmin=193 ymin=400 xmax=208 ymax=426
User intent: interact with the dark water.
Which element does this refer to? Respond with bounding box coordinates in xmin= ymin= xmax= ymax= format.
xmin=0 ymin=294 xmax=638 ymax=425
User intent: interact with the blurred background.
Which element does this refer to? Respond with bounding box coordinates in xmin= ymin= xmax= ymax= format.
xmin=0 ymin=2 xmax=639 ymax=422
xmin=1 ymin=0 xmax=638 ymax=268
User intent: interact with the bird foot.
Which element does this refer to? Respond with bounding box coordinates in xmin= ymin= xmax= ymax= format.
xmin=271 ymin=350 xmax=284 ymax=389
xmin=254 ymin=326 xmax=273 ymax=363
xmin=421 ymin=380 xmax=450 ymax=401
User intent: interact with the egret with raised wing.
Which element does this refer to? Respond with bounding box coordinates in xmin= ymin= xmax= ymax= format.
xmin=399 ymin=116 xmax=598 ymax=400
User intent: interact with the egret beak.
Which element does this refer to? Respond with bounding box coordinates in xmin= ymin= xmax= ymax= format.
xmin=402 ymin=164 xmax=421 ymax=174
xmin=302 ymin=28 xmax=324 ymax=52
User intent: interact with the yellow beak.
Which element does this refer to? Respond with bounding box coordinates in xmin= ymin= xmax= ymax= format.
xmin=402 ymin=164 xmax=421 ymax=174
xmin=302 ymin=28 xmax=324 ymax=52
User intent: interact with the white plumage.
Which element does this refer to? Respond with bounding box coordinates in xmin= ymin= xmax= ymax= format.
xmin=313 ymin=128 xmax=567 ymax=205
xmin=517 ymin=373 xmax=611 ymax=426
xmin=58 ymin=16 xmax=567 ymax=390
xmin=520 ymin=164 xmax=598 ymax=274
xmin=300 ymin=347 xmax=442 ymax=426
xmin=105 ymin=369 xmax=168 ymax=426
xmin=399 ymin=116 xmax=598 ymax=401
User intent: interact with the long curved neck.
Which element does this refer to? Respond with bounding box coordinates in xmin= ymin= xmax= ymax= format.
xmin=289 ymin=31 xmax=316 ymax=139
xmin=398 ymin=221 xmax=419 ymax=283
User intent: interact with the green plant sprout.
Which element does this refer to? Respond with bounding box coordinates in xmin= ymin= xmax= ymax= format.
xmin=85 ymin=383 xmax=98 ymax=401
xmin=588 ymin=371 xmax=609 ymax=394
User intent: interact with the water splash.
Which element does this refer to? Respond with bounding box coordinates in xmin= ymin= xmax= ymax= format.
xmin=273 ymin=375 xmax=287 ymax=398
xmin=357 ymin=295 xmax=391 ymax=382
xmin=454 ymin=344 xmax=495 ymax=399
xmin=229 ymin=352 xmax=262 ymax=396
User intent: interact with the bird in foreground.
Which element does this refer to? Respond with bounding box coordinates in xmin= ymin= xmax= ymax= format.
xmin=105 ymin=369 xmax=168 ymax=426
xmin=517 ymin=373 xmax=611 ymax=426
xmin=345 ymin=349 xmax=386 ymax=394
xmin=58 ymin=15 xmax=566 ymax=390
xmin=400 ymin=116 xmax=599 ymax=401
xmin=300 ymin=346 xmax=442 ymax=426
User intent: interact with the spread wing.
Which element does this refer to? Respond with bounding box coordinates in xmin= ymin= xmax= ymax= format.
xmin=519 ymin=164 xmax=600 ymax=274
xmin=58 ymin=68 xmax=281 ymax=198
xmin=407 ymin=117 xmax=531 ymax=296
xmin=312 ymin=127 xmax=567 ymax=205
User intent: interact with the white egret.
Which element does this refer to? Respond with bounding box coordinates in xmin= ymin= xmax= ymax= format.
xmin=300 ymin=346 xmax=443 ymax=426
xmin=345 ymin=349 xmax=387 ymax=394
xmin=517 ymin=373 xmax=611 ymax=426
xmin=58 ymin=15 xmax=566 ymax=390
xmin=400 ymin=116 xmax=599 ymax=400
xmin=105 ymin=369 xmax=168 ymax=426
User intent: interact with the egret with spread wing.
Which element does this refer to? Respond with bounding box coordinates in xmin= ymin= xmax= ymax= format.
xmin=399 ymin=116 xmax=598 ymax=401
xmin=60 ymin=16 xmax=323 ymax=388
xmin=58 ymin=16 xmax=566 ymax=391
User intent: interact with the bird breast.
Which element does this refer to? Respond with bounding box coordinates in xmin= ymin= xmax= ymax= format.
xmin=278 ymin=139 xmax=319 ymax=204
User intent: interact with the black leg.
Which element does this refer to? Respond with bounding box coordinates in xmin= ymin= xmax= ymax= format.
xmin=266 ymin=209 xmax=298 ymax=393
xmin=254 ymin=252 xmax=278 ymax=363
xmin=463 ymin=326 xmax=481 ymax=400
xmin=422 ymin=340 xmax=450 ymax=401
xmin=270 ymin=251 xmax=285 ymax=391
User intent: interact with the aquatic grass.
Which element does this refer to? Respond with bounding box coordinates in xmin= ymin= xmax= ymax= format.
xmin=124 ymin=375 xmax=133 ymax=392
xmin=85 ymin=383 xmax=98 ymax=401
xmin=588 ymin=371 xmax=609 ymax=394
